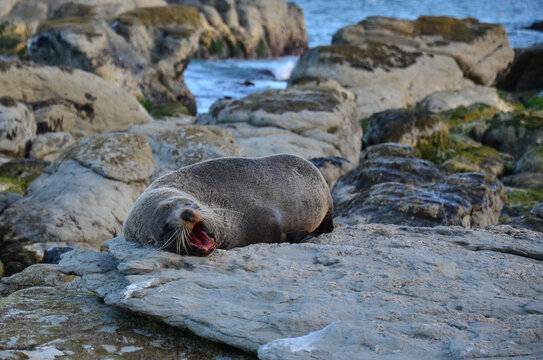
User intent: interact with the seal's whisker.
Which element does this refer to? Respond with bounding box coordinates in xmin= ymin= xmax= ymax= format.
xmin=158 ymin=230 xmax=177 ymax=251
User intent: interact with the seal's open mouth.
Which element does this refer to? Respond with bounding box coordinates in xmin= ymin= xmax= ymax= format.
xmin=188 ymin=222 xmax=216 ymax=256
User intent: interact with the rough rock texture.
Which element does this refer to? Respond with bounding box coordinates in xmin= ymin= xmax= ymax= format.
xmin=23 ymin=1 xmax=307 ymax=113
xmin=127 ymin=119 xmax=244 ymax=173
xmin=363 ymin=109 xmax=446 ymax=148
xmin=201 ymin=81 xmax=361 ymax=167
xmin=0 ymin=60 xmax=151 ymax=138
xmin=332 ymin=16 xmax=514 ymax=85
xmin=28 ymin=132 xmax=75 ymax=162
xmin=417 ymin=86 xmax=513 ymax=113
xmin=498 ymin=43 xmax=543 ymax=91
xmin=332 ymin=143 xmax=506 ymax=228
xmin=502 ymin=147 xmax=543 ymax=189
xmin=0 ymin=97 xmax=36 ymax=157
xmin=0 ymin=264 xmax=252 ymax=359
xmin=0 ymin=133 xmax=155 ymax=276
xmin=57 ymin=224 xmax=543 ymax=358
xmin=482 ymin=110 xmax=543 ymax=157
xmin=0 ymin=159 xmax=48 ymax=194
xmin=289 ymin=43 xmax=470 ymax=118
xmin=440 ymin=145 xmax=515 ymax=178
xmin=505 ymin=200 xmax=543 ymax=234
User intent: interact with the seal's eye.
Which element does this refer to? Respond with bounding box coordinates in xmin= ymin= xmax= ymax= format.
xmin=181 ymin=209 xmax=195 ymax=223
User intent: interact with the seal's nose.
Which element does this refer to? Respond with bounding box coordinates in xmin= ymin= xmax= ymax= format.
xmin=181 ymin=209 xmax=195 ymax=223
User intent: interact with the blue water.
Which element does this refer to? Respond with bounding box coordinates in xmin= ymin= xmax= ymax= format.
xmin=186 ymin=0 xmax=543 ymax=114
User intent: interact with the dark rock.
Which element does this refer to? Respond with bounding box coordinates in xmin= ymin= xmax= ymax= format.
xmin=43 ymin=247 xmax=74 ymax=264
xmin=525 ymin=21 xmax=543 ymax=32
xmin=498 ymin=43 xmax=543 ymax=90
xmin=333 ymin=143 xmax=506 ymax=228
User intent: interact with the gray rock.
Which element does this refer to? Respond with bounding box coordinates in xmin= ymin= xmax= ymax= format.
xmin=501 ymin=146 xmax=543 ymax=189
xmin=417 ymin=86 xmax=513 ymax=113
xmin=333 ymin=143 xmax=506 ymax=228
xmin=0 ymin=133 xmax=155 ymax=276
xmin=289 ymin=43 xmax=470 ymax=118
xmin=0 ymin=264 xmax=251 ymax=359
xmin=0 ymin=97 xmax=36 ymax=157
xmin=482 ymin=111 xmax=543 ymax=157
xmin=333 ymin=16 xmax=514 ymax=85
xmin=363 ymin=109 xmax=446 ymax=148
xmin=127 ymin=119 xmax=245 ymax=172
xmin=0 ymin=60 xmax=151 ymax=138
xmin=28 ymin=132 xmax=74 ymax=162
xmin=201 ymin=80 xmax=362 ymax=166
xmin=57 ymin=224 xmax=543 ymax=358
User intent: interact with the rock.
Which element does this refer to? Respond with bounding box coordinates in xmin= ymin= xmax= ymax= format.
xmin=309 ymin=157 xmax=354 ymax=189
xmin=0 ymin=159 xmax=48 ymax=194
xmin=332 ymin=143 xmax=506 ymax=228
xmin=417 ymin=86 xmax=513 ymax=113
xmin=498 ymin=43 xmax=543 ymax=91
xmin=28 ymin=132 xmax=74 ymax=162
xmin=525 ymin=20 xmax=543 ymax=31
xmin=289 ymin=43 xmax=470 ymax=118
xmin=200 ymin=80 xmax=362 ymax=169
xmin=57 ymin=224 xmax=543 ymax=358
xmin=42 ymin=246 xmax=74 ymax=264
xmin=482 ymin=110 xmax=543 ymax=157
xmin=0 ymin=264 xmax=251 ymax=359
xmin=0 ymin=192 xmax=22 ymax=213
xmin=0 ymin=96 xmax=36 ymax=157
xmin=501 ymin=147 xmax=543 ymax=189
xmin=440 ymin=145 xmax=515 ymax=177
xmin=332 ymin=16 xmax=514 ymax=85
xmin=0 ymin=133 xmax=155 ymax=276
xmin=503 ymin=201 xmax=543 ymax=233
xmin=127 ymin=119 xmax=244 ymax=172
xmin=0 ymin=60 xmax=151 ymax=138
xmin=363 ymin=109 xmax=446 ymax=149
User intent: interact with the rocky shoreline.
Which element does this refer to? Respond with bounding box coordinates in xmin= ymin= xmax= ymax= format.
xmin=0 ymin=1 xmax=542 ymax=358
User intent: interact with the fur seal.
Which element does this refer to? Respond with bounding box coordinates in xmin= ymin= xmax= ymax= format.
xmin=123 ymin=154 xmax=334 ymax=256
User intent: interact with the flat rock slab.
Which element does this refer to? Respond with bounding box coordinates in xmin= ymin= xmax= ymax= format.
xmin=59 ymin=224 xmax=543 ymax=359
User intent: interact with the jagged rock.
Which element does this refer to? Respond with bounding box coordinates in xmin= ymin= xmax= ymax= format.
xmin=417 ymin=86 xmax=513 ymax=113
xmin=498 ymin=43 xmax=543 ymax=91
xmin=309 ymin=157 xmax=354 ymax=189
xmin=482 ymin=110 xmax=543 ymax=157
xmin=57 ymin=224 xmax=543 ymax=359
xmin=0 ymin=264 xmax=251 ymax=359
xmin=0 ymin=133 xmax=155 ymax=276
xmin=363 ymin=109 xmax=446 ymax=148
xmin=0 ymin=60 xmax=151 ymax=138
xmin=127 ymin=119 xmax=244 ymax=173
xmin=0 ymin=96 xmax=36 ymax=157
xmin=332 ymin=143 xmax=506 ymax=228
xmin=289 ymin=43 xmax=470 ymax=118
xmin=501 ymin=146 xmax=543 ymax=189
xmin=332 ymin=16 xmax=514 ymax=85
xmin=200 ymin=80 xmax=362 ymax=170
xmin=29 ymin=132 xmax=74 ymax=162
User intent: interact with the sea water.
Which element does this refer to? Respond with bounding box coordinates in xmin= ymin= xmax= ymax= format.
xmin=185 ymin=0 xmax=543 ymax=114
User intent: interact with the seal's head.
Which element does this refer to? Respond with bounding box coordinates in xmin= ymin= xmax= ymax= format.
xmin=158 ymin=202 xmax=217 ymax=256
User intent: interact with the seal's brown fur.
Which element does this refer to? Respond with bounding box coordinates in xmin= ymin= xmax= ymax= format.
xmin=123 ymin=154 xmax=334 ymax=255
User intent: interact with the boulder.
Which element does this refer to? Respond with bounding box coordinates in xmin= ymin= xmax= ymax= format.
xmin=332 ymin=16 xmax=514 ymax=85
xmin=0 ymin=133 xmax=155 ymax=276
xmin=0 ymin=264 xmax=251 ymax=359
xmin=0 ymin=159 xmax=48 ymax=194
xmin=127 ymin=118 xmax=245 ymax=172
xmin=200 ymin=80 xmax=362 ymax=184
xmin=504 ymin=200 xmax=543 ymax=234
xmin=363 ymin=109 xmax=446 ymax=149
xmin=501 ymin=147 xmax=543 ymax=189
xmin=0 ymin=60 xmax=151 ymax=138
xmin=332 ymin=143 xmax=506 ymax=228
xmin=482 ymin=110 xmax=543 ymax=157
xmin=57 ymin=224 xmax=543 ymax=358
xmin=417 ymin=86 xmax=513 ymax=113
xmin=0 ymin=96 xmax=36 ymax=157
xmin=28 ymin=132 xmax=74 ymax=162
xmin=289 ymin=43 xmax=470 ymax=118
xmin=440 ymin=145 xmax=515 ymax=177
xmin=498 ymin=43 xmax=543 ymax=91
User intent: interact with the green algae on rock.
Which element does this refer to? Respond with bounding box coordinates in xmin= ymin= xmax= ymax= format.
xmin=0 ymin=159 xmax=47 ymax=194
